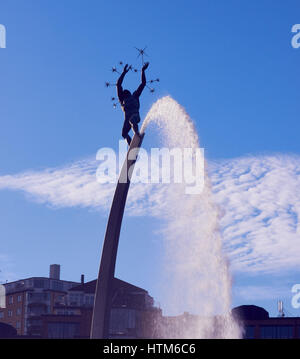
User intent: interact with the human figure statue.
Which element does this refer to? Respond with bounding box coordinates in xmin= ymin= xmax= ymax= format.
xmin=116 ymin=62 xmax=149 ymax=145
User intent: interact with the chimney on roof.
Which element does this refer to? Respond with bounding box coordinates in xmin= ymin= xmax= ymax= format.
xmin=49 ymin=264 xmax=60 ymax=280
xmin=81 ymin=274 xmax=85 ymax=285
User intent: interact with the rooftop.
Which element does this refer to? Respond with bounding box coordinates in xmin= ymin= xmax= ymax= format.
xmin=69 ymin=278 xmax=148 ymax=294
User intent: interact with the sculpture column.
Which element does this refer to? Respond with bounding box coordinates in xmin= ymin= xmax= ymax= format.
xmin=90 ymin=133 xmax=145 ymax=339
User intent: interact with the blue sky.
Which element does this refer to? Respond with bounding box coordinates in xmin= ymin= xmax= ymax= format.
xmin=1 ymin=0 xmax=300 ymax=317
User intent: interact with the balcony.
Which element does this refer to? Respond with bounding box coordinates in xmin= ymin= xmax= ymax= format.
xmin=27 ymin=294 xmax=50 ymax=305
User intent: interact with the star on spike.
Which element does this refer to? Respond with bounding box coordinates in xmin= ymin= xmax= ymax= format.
xmin=147 ymin=78 xmax=159 ymax=84
xmin=105 ymin=82 xmax=116 ymax=87
xmin=111 ymin=66 xmax=120 ymax=74
xmin=135 ymin=46 xmax=148 ymax=58
xmin=134 ymin=46 xmax=148 ymax=64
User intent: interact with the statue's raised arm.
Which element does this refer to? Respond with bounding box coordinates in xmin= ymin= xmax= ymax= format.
xmin=134 ymin=62 xmax=149 ymax=98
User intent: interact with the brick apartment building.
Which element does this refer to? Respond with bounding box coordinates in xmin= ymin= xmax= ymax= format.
xmin=0 ymin=265 xmax=161 ymax=338
xmin=0 ymin=265 xmax=80 ymax=336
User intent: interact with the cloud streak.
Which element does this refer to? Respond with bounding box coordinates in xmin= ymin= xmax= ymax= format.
xmin=0 ymin=158 xmax=114 ymax=211
xmin=209 ymin=154 xmax=300 ymax=274
xmin=1 ymin=153 xmax=300 ymax=275
xmin=233 ymin=284 xmax=292 ymax=302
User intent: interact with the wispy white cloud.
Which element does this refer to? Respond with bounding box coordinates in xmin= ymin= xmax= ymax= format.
xmin=209 ymin=154 xmax=300 ymax=274
xmin=233 ymin=284 xmax=292 ymax=302
xmin=0 ymin=158 xmax=114 ymax=211
xmin=1 ymin=153 xmax=300 ymax=276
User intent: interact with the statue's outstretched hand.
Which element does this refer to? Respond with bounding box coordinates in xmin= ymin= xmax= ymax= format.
xmin=142 ymin=62 xmax=149 ymax=71
xmin=124 ymin=64 xmax=130 ymax=73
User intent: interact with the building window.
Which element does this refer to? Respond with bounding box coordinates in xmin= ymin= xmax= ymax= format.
xmin=29 ymin=318 xmax=42 ymax=326
xmin=16 ymin=308 xmax=22 ymax=316
xmin=47 ymin=322 xmax=80 ymax=339
xmin=16 ymin=321 xmax=21 ymax=329
xmin=17 ymin=295 xmax=22 ymax=302
xmin=110 ymin=308 xmax=136 ymax=335
xmin=55 ymin=295 xmax=65 ymax=305
xmin=243 ymin=326 xmax=255 ymax=339
xmin=0 ymin=311 xmax=4 ymax=319
xmin=8 ymin=296 xmax=13 ymax=304
xmin=28 ymin=304 xmax=48 ymax=316
xmin=84 ymin=295 xmax=94 ymax=306
xmin=260 ymin=325 xmax=293 ymax=339
xmin=8 ymin=310 xmax=13 ymax=317
xmin=69 ymin=294 xmax=81 ymax=306
xmin=28 ymin=292 xmax=50 ymax=302
xmin=51 ymin=280 xmax=63 ymax=291
xmin=33 ymin=279 xmax=46 ymax=289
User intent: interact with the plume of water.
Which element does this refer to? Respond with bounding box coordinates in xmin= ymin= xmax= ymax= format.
xmin=141 ymin=96 xmax=242 ymax=338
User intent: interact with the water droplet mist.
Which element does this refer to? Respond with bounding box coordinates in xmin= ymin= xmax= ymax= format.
xmin=141 ymin=96 xmax=242 ymax=338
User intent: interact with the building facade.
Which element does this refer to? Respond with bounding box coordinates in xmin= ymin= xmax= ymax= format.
xmin=39 ymin=278 xmax=161 ymax=339
xmin=0 ymin=265 xmax=161 ymax=338
xmin=2 ymin=274 xmax=300 ymax=340
xmin=233 ymin=305 xmax=300 ymax=339
xmin=0 ymin=264 xmax=80 ymax=336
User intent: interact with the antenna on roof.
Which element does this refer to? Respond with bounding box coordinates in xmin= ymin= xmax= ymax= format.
xmin=278 ymin=300 xmax=285 ymax=317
